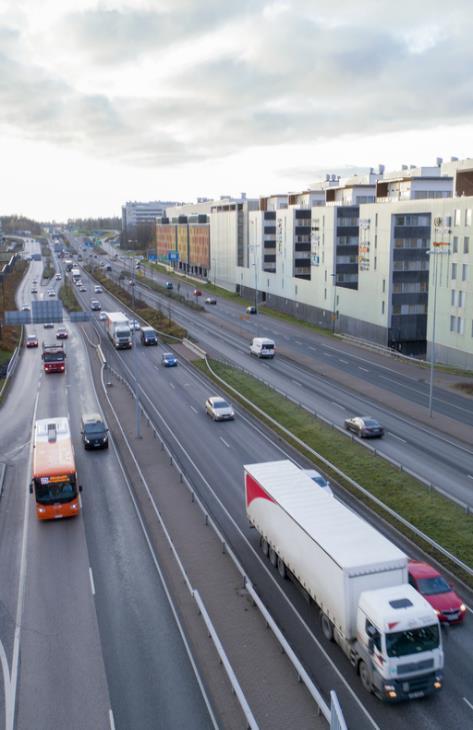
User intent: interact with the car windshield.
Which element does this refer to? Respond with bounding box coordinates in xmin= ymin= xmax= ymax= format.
xmin=84 ymin=422 xmax=105 ymax=434
xmin=34 ymin=477 xmax=77 ymax=504
xmin=214 ymin=400 xmax=229 ymax=409
xmin=364 ymin=418 xmax=380 ymax=427
xmin=164 ymin=353 xmax=173 ymax=359
xmin=385 ymin=624 xmax=440 ymax=658
xmin=311 ymin=475 xmax=328 ymax=487
xmin=27 ymin=336 xmax=37 ymax=341
xmin=416 ymin=575 xmax=451 ymax=595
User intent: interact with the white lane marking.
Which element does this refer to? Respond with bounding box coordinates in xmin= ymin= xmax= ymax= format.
xmin=464 ymin=697 xmax=473 ymax=712
xmin=359 ymin=366 xmax=369 ymax=372
xmin=323 ymin=352 xmax=333 ymax=357
xmin=110 ymin=359 xmax=380 ymax=730
xmin=109 ymin=709 xmax=116 ymax=730
xmin=169 ymin=382 xmax=175 ymax=390
xmin=308 ymin=346 xmax=317 ymax=351
xmin=219 ymin=437 xmax=230 ymax=449
xmin=10 ymin=391 xmax=40 ymax=730
xmin=291 ymin=379 xmax=302 ymax=387
xmin=295 ymin=340 xmax=303 ymax=346
xmin=190 ymin=405 xmax=198 ymax=414
xmin=468 ymin=475 xmax=473 ymax=481
xmin=0 ymin=641 xmax=12 ymax=730
xmin=331 ymin=402 xmax=345 ymax=410
xmin=89 ymin=567 xmax=96 ymax=596
xmin=388 ymin=433 xmax=407 ymax=444
xmin=338 ymin=359 xmax=349 ymax=364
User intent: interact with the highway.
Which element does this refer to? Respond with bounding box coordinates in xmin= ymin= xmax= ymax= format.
xmin=94 ymin=250 xmax=473 ymax=510
xmin=0 ymin=246 xmax=215 ymax=729
xmin=74 ymin=256 xmax=473 ymax=730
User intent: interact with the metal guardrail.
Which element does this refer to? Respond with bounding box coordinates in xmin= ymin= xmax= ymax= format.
xmin=204 ymin=357 xmax=473 ymax=579
xmin=336 ymin=333 xmax=427 ymax=366
xmin=105 ymin=361 xmax=341 ymax=727
xmin=0 ymin=345 xmax=20 ymax=402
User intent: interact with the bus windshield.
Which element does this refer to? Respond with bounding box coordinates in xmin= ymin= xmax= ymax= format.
xmin=385 ymin=624 xmax=440 ymax=658
xmin=34 ymin=477 xmax=77 ymax=504
xmin=43 ymin=351 xmax=65 ymax=362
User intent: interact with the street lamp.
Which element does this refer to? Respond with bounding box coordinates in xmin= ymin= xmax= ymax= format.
xmin=330 ymin=272 xmax=337 ymax=334
xmin=426 ymin=239 xmax=450 ymax=417
xmin=131 ymin=255 xmax=141 ymax=437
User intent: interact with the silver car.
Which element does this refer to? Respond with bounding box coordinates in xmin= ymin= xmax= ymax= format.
xmin=205 ymin=397 xmax=235 ymax=421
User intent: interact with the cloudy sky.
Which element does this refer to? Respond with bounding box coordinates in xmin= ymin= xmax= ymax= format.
xmin=1 ymin=0 xmax=472 ymax=221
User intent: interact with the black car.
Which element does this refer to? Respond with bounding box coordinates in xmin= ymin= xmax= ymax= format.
xmin=165 ymin=281 xmax=173 ymax=290
xmin=141 ymin=326 xmax=158 ymax=346
xmin=81 ymin=412 xmax=109 ymax=449
xmin=344 ymin=416 xmax=384 ymax=438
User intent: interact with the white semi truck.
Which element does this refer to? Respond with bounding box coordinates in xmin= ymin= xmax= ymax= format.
xmin=105 ymin=312 xmax=132 ymax=349
xmin=244 ymin=460 xmax=444 ymax=702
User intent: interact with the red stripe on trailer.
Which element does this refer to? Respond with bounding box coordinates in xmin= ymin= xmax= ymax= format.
xmin=245 ymin=472 xmax=275 ymax=508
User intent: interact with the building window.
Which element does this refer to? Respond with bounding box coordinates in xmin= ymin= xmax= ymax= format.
xmin=466 ymin=209 xmax=472 ymax=226
xmin=452 ymin=236 xmax=458 ymax=253
xmin=464 ymin=237 xmax=470 ymax=254
xmin=324 ymin=288 xmax=327 ymax=300
xmin=451 ymin=289 xmax=456 ymax=306
xmin=451 ymin=263 xmax=457 ymax=280
xmin=374 ymin=256 xmax=377 ymax=270
xmin=382 ymin=279 xmax=385 ymax=293
xmin=462 ymin=264 xmax=468 ymax=281
xmin=450 ymin=315 xmax=455 ymax=332
xmin=458 ymin=317 xmax=464 ymax=335
xmin=454 ymin=209 xmax=461 ymax=226
xmin=381 ymin=301 xmax=385 ymax=314
xmin=458 ymin=290 xmax=464 ymax=307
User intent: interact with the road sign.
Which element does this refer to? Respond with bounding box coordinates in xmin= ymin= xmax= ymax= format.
xmin=32 ymin=300 xmax=63 ymax=323
xmin=168 ymin=251 xmax=179 ymax=262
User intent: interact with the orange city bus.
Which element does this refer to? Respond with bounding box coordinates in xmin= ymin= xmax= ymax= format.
xmin=30 ymin=417 xmax=82 ymax=520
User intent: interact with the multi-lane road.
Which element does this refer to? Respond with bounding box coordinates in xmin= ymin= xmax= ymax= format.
xmin=1 ymin=239 xmax=472 ymax=730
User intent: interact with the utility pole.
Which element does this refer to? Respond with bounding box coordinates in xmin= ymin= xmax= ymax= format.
xmin=131 ymin=255 xmax=141 ymax=437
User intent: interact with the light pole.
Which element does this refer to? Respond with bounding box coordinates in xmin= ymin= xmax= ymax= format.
xmin=426 ymin=239 xmax=450 ymax=417
xmin=330 ymin=272 xmax=337 ymax=334
xmin=131 ymin=255 xmax=141 ymax=437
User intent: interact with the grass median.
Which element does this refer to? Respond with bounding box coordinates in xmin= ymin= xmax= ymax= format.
xmin=58 ymin=280 xmax=82 ymax=312
xmin=195 ymin=357 xmax=473 ymax=589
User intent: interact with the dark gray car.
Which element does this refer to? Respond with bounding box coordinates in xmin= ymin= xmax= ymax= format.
xmin=81 ymin=413 xmax=109 ymax=449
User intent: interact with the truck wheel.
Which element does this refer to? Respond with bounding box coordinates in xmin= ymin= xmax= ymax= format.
xmin=320 ymin=613 xmax=334 ymax=642
xmin=359 ymin=660 xmax=372 ymax=694
xmin=277 ymin=556 xmax=286 ymax=579
xmin=269 ymin=547 xmax=277 ymax=568
xmin=261 ymin=539 xmax=269 ymax=557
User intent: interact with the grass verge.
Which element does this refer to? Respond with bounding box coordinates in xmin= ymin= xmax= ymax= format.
xmin=195 ymin=357 xmax=473 ymax=589
xmin=85 ymin=267 xmax=187 ymax=341
xmin=58 ymin=280 xmax=82 ymax=312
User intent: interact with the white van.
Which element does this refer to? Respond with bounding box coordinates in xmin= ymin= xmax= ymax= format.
xmin=250 ymin=337 xmax=275 ymax=358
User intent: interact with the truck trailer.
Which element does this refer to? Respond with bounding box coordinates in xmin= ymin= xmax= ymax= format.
xmin=105 ymin=312 xmax=132 ymax=349
xmin=244 ymin=460 xmax=443 ymax=702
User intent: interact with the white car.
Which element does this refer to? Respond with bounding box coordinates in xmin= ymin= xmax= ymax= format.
xmin=205 ymin=396 xmax=235 ymax=421
xmin=94 ymin=285 xmax=103 ymax=293
xmin=302 ymin=469 xmax=334 ymax=497
xmin=128 ymin=319 xmax=141 ymax=331
xmin=48 ymin=289 xmax=55 ymax=297
xmin=99 ymin=311 xmax=107 ymax=321
xmin=55 ymin=273 xmax=62 ymax=280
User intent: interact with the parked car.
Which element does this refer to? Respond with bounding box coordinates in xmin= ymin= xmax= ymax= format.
xmin=91 ymin=300 xmax=101 ymax=311
xmin=344 ymin=416 xmax=384 ymax=438
xmin=161 ymin=352 xmax=177 ymax=367
xmin=193 ymin=289 xmax=202 ymax=297
xmin=205 ymin=296 xmax=217 ymax=305
xmin=94 ymin=285 xmax=103 ymax=293
xmin=56 ymin=327 xmax=68 ymax=340
xmin=81 ymin=413 xmax=109 ymax=450
xmin=246 ymin=305 xmax=257 ymax=314
xmin=302 ymin=469 xmax=334 ymax=497
xmin=165 ymin=281 xmax=173 ymax=290
xmin=408 ymin=560 xmax=466 ymax=624
xmin=205 ymin=396 xmax=235 ymax=421
xmin=26 ymin=334 xmax=38 ymax=348
xmin=99 ymin=311 xmax=107 ymax=321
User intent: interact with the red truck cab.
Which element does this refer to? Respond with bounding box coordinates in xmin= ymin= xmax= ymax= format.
xmin=42 ymin=343 xmax=66 ymax=373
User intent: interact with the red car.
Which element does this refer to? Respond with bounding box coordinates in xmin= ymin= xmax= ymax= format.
xmin=408 ymin=560 xmax=466 ymax=624
xmin=193 ymin=289 xmax=202 ymax=297
xmin=26 ymin=334 xmax=39 ymax=348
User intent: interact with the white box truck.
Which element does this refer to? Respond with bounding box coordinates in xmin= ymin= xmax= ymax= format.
xmin=105 ymin=312 xmax=132 ymax=349
xmin=244 ymin=460 xmax=444 ymax=702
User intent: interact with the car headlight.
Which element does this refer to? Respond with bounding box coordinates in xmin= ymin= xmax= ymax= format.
xmin=85 ymin=437 xmax=90 ymax=443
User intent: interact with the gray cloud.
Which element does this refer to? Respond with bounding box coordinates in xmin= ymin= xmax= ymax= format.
xmin=0 ymin=1 xmax=472 ymax=169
